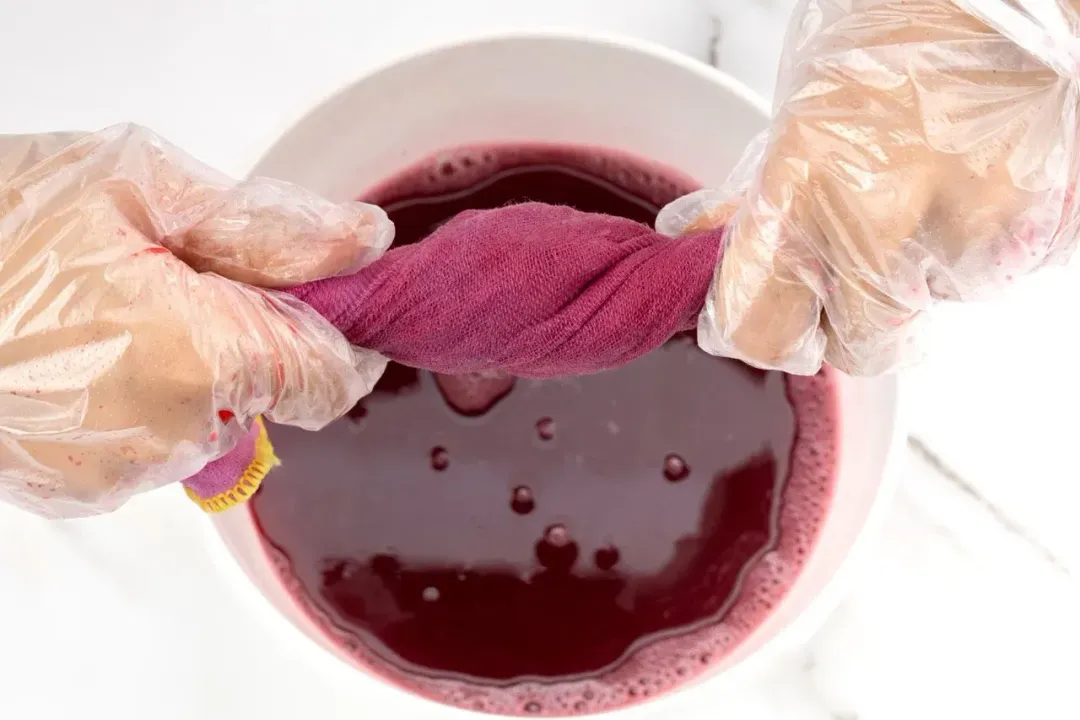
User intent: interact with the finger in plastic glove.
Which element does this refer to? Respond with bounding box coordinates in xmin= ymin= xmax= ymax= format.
xmin=0 ymin=132 xmax=89 ymax=186
xmin=659 ymin=142 xmax=828 ymax=374
xmin=173 ymin=179 xmax=392 ymax=288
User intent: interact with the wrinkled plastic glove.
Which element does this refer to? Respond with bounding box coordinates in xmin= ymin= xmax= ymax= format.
xmin=660 ymin=0 xmax=1080 ymax=375
xmin=0 ymin=124 xmax=392 ymax=517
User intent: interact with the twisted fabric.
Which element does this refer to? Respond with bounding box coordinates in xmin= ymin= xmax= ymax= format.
xmin=183 ymin=202 xmax=725 ymax=506
xmin=291 ymin=203 xmax=725 ymax=377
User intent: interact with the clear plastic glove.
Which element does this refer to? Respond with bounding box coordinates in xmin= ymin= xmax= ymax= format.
xmin=660 ymin=0 xmax=1080 ymax=375
xmin=0 ymin=124 xmax=392 ymax=517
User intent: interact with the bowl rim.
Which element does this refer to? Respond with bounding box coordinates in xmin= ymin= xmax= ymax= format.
xmin=247 ymin=27 xmax=771 ymax=182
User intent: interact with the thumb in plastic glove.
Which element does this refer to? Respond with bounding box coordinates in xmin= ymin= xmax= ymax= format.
xmin=0 ymin=124 xmax=392 ymax=517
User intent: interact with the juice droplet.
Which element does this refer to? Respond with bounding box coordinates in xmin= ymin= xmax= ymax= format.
xmin=663 ymin=453 xmax=689 ymax=482
xmin=431 ymin=447 xmax=449 ymax=471
xmin=535 ymin=417 xmax=556 ymax=441
xmin=511 ymin=485 xmax=535 ymax=515
xmin=435 ymin=372 xmax=514 ymax=417
xmin=524 ymin=702 xmax=541 ymax=714
xmin=594 ymin=545 xmax=620 ymax=571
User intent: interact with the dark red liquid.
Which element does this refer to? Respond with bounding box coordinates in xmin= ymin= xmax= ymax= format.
xmin=251 ymin=145 xmax=839 ymax=716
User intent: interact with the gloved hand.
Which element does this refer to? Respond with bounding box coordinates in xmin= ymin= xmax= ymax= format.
xmin=660 ymin=0 xmax=1080 ymax=375
xmin=0 ymin=124 xmax=392 ymax=517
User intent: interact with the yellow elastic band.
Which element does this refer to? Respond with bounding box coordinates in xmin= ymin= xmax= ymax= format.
xmin=186 ymin=417 xmax=280 ymax=513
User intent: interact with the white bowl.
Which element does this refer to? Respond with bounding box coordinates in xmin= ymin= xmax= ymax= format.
xmin=209 ymin=31 xmax=904 ymax=719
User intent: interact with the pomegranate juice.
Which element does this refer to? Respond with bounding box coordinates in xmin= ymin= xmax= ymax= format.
xmin=250 ymin=145 xmax=840 ymax=716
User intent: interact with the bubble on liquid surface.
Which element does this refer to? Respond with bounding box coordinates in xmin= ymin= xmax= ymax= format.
xmin=535 ymin=417 xmax=556 ymax=441
xmin=511 ymin=486 xmax=535 ymax=515
xmin=423 ymin=587 xmax=440 ymax=602
xmin=594 ymin=546 xmax=620 ymax=571
xmin=536 ymin=524 xmax=578 ymax=571
xmin=663 ymin=453 xmax=689 ymax=482
xmin=544 ymin=524 xmax=570 ymax=547
xmin=370 ymin=554 xmax=400 ymax=577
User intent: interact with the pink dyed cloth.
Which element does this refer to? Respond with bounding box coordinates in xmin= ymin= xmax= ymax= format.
xmin=291 ymin=203 xmax=724 ymax=376
xmin=183 ymin=422 xmax=261 ymax=500
xmin=184 ymin=203 xmax=724 ymax=500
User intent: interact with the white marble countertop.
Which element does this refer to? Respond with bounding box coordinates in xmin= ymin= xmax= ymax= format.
xmin=1 ymin=1 xmax=1077 ymax=718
